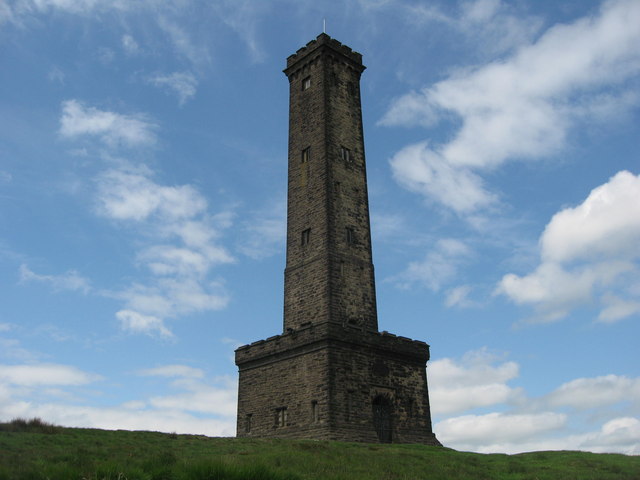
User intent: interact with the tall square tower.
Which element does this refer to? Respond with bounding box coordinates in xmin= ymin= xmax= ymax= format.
xmin=235 ymin=34 xmax=440 ymax=445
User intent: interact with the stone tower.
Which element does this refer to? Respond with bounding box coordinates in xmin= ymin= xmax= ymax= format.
xmin=235 ymin=33 xmax=440 ymax=445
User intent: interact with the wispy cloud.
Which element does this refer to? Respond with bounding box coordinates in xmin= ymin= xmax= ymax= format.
xmin=237 ymin=199 xmax=286 ymax=260
xmin=0 ymin=363 xmax=100 ymax=387
xmin=147 ymin=72 xmax=198 ymax=106
xmin=60 ymin=100 xmax=157 ymax=147
xmin=138 ymin=365 xmax=205 ymax=379
xmin=95 ymin=164 xmax=233 ymax=337
xmin=19 ymin=264 xmax=91 ymax=294
xmin=391 ymin=238 xmax=473 ymax=291
xmin=121 ymin=34 xmax=141 ymax=55
xmin=382 ymin=0 xmax=640 ymax=216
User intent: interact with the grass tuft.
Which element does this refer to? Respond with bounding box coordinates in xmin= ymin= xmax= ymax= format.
xmin=0 ymin=417 xmax=61 ymax=434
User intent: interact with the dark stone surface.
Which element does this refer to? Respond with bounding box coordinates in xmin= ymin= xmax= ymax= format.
xmin=235 ymin=34 xmax=440 ymax=446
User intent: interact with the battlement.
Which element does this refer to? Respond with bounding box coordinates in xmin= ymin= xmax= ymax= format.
xmin=236 ymin=322 xmax=429 ymax=369
xmin=285 ymin=33 xmax=364 ymax=73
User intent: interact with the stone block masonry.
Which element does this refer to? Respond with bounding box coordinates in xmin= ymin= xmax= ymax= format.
xmin=235 ymin=33 xmax=440 ymax=446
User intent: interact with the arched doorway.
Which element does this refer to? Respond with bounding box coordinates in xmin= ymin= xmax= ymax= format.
xmin=372 ymin=395 xmax=392 ymax=443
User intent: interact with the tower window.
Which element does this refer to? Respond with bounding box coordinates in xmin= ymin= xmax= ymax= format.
xmin=301 ymin=228 xmax=311 ymax=246
xmin=245 ymin=414 xmax=252 ymax=433
xmin=301 ymin=146 xmax=310 ymax=163
xmin=340 ymin=146 xmax=351 ymax=162
xmin=311 ymin=401 xmax=319 ymax=423
xmin=302 ymin=76 xmax=311 ymax=91
xmin=346 ymin=227 xmax=355 ymax=245
xmin=276 ymin=407 xmax=288 ymax=427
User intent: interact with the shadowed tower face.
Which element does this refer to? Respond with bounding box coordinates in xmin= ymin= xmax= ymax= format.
xmin=235 ymin=34 xmax=440 ymax=446
xmin=283 ymin=34 xmax=377 ymax=333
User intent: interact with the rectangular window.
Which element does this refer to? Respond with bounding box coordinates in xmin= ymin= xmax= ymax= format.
xmin=245 ymin=414 xmax=252 ymax=433
xmin=302 ymin=76 xmax=311 ymax=91
xmin=301 ymin=228 xmax=311 ymax=246
xmin=301 ymin=146 xmax=310 ymax=163
xmin=311 ymin=401 xmax=319 ymax=423
xmin=346 ymin=227 xmax=355 ymax=245
xmin=276 ymin=407 xmax=288 ymax=427
xmin=340 ymin=146 xmax=351 ymax=162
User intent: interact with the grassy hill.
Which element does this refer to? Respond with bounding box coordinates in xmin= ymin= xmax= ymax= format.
xmin=0 ymin=419 xmax=638 ymax=480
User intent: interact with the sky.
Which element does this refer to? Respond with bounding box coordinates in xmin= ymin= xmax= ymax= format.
xmin=0 ymin=0 xmax=639 ymax=455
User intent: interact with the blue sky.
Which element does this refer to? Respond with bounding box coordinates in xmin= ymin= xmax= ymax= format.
xmin=1 ymin=0 xmax=639 ymax=454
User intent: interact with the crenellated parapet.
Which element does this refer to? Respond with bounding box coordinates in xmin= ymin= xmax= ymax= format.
xmin=284 ymin=33 xmax=365 ymax=79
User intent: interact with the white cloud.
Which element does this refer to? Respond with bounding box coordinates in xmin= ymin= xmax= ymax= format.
xmin=430 ymin=350 xmax=640 ymax=453
xmin=0 ymin=361 xmax=237 ymax=436
xmin=94 ymin=164 xmax=233 ymax=334
xmin=545 ymin=375 xmax=640 ymax=410
xmin=540 ymin=171 xmax=640 ymax=264
xmin=121 ymin=34 xmax=140 ymax=55
xmin=444 ymin=285 xmax=474 ymax=308
xmin=19 ymin=264 xmax=91 ymax=294
xmin=392 ymin=238 xmax=472 ymax=291
xmin=148 ymin=376 xmax=237 ymax=417
xmin=497 ymin=171 xmax=640 ymax=323
xmin=436 ymin=412 xmax=566 ymax=447
xmin=60 ymin=100 xmax=157 ymax=147
xmin=599 ymin=294 xmax=640 ymax=323
xmin=383 ymin=0 xmax=640 ymax=215
xmin=390 ymin=142 xmax=496 ymax=214
xmin=429 ymin=348 xmax=521 ymax=415
xmin=148 ymin=72 xmax=198 ymax=106
xmin=156 ymin=16 xmax=211 ymax=69
xmin=138 ymin=365 xmax=205 ymax=379
xmin=0 ymin=363 xmax=99 ymax=387
xmin=97 ymin=167 xmax=207 ymax=222
xmin=116 ymin=310 xmax=173 ymax=338
xmin=586 ymin=417 xmax=640 ymax=454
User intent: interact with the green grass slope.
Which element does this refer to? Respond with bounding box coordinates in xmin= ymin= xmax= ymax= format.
xmin=0 ymin=419 xmax=638 ymax=480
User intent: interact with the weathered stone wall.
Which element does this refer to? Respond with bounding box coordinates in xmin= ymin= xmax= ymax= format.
xmin=282 ymin=33 xmax=377 ymax=333
xmin=235 ymin=34 xmax=440 ymax=446
xmin=236 ymin=324 xmax=439 ymax=444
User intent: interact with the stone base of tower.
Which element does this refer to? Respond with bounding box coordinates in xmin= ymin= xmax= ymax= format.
xmin=235 ymin=322 xmax=441 ymax=445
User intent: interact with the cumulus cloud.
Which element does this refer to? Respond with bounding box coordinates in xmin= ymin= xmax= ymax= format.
xmin=147 ymin=72 xmax=198 ymax=106
xmin=382 ymin=0 xmax=640 ymax=215
xmin=430 ymin=349 xmax=640 ymax=453
xmin=148 ymin=375 xmax=237 ymax=417
xmin=436 ymin=412 xmax=566 ymax=447
xmin=429 ymin=348 xmax=522 ymax=415
xmin=0 ymin=363 xmax=236 ymax=436
xmin=96 ymin=167 xmax=207 ymax=222
xmin=60 ymin=100 xmax=157 ymax=147
xmin=19 ymin=264 xmax=91 ymax=294
xmin=497 ymin=171 xmax=640 ymax=323
xmin=544 ymin=375 xmax=640 ymax=410
xmin=540 ymin=170 xmax=640 ymax=264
